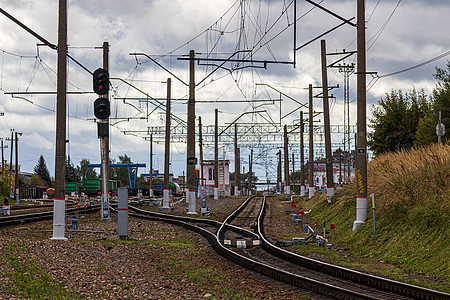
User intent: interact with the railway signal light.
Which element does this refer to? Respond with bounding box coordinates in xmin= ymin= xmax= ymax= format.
xmin=93 ymin=68 xmax=109 ymax=95
xmin=94 ymin=98 xmax=110 ymax=120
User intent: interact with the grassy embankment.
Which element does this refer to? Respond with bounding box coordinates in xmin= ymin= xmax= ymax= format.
xmin=291 ymin=144 xmax=449 ymax=292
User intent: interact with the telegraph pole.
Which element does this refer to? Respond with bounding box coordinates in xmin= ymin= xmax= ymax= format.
xmin=321 ymin=39 xmax=334 ymax=201
xmin=300 ymin=111 xmax=305 ymax=196
xmin=149 ymin=133 xmax=153 ymax=197
xmin=214 ymin=108 xmax=219 ymax=200
xmin=234 ymin=123 xmax=239 ymax=196
xmin=52 ymin=0 xmax=67 ymax=240
xmin=354 ymin=0 xmax=368 ymax=230
xmin=199 ymin=117 xmax=204 ymax=198
xmin=308 ymin=84 xmax=315 ymax=199
xmin=187 ymin=50 xmax=197 ymax=214
xmin=163 ymin=78 xmax=171 ymax=208
xmin=283 ymin=125 xmax=290 ymax=194
xmin=100 ymin=41 xmax=110 ymax=221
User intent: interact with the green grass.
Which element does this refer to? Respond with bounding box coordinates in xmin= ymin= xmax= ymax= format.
xmin=156 ymin=252 xmax=252 ymax=299
xmin=1 ymin=243 xmax=83 ymax=299
xmin=293 ymin=145 xmax=450 ymax=293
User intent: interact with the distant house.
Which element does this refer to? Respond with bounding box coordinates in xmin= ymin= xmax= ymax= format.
xmin=199 ymin=160 xmax=230 ymax=197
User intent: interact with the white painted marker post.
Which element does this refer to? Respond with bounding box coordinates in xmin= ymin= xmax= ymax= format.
xmin=371 ymin=193 xmax=376 ymax=234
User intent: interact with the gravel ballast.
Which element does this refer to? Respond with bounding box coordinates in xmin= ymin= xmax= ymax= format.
xmin=0 ymin=196 xmax=306 ymax=299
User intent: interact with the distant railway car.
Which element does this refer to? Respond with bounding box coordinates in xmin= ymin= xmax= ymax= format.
xmin=65 ymin=182 xmax=80 ymax=195
xmin=82 ymin=178 xmax=118 ymax=197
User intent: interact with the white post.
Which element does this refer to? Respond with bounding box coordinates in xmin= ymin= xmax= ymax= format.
xmin=308 ymin=186 xmax=315 ymax=199
xmin=187 ymin=190 xmax=197 ymax=214
xmin=51 ymin=198 xmax=67 ymax=240
xmin=163 ymin=189 xmax=170 ymax=208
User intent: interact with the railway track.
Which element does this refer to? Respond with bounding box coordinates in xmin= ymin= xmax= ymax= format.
xmin=1 ymin=197 xmax=447 ymax=299
xmin=129 ymin=196 xmax=448 ymax=299
xmin=0 ymin=203 xmax=100 ymax=227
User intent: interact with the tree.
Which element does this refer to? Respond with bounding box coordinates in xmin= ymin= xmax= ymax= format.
xmin=415 ymin=62 xmax=450 ymax=146
xmin=65 ymin=156 xmax=81 ymax=184
xmin=34 ymin=155 xmax=51 ymax=187
xmin=0 ymin=173 xmax=12 ymax=200
xmin=77 ymin=158 xmax=97 ymax=180
xmin=368 ymin=89 xmax=430 ymax=155
xmin=110 ymin=154 xmax=133 ymax=187
xmin=30 ymin=174 xmax=47 ymax=186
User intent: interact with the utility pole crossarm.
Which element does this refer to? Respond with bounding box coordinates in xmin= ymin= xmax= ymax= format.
xmin=129 ymin=53 xmax=188 ymax=86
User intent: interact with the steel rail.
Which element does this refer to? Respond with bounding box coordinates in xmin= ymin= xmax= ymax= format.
xmin=128 ymin=202 xmax=374 ymax=299
xmin=256 ymin=196 xmax=449 ymax=300
xmin=0 ymin=204 xmax=100 ymax=227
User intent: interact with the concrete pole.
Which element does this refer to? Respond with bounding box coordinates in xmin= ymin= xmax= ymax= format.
xmin=308 ymin=84 xmax=315 ymax=199
xmin=277 ymin=150 xmax=282 ymax=193
xmin=249 ymin=150 xmax=253 ymax=196
xmin=163 ymin=78 xmax=171 ymax=208
xmin=1 ymin=139 xmax=4 ymax=173
xmin=14 ymin=132 xmax=19 ymax=205
xmin=100 ymin=41 xmax=110 ymax=221
xmin=237 ymin=147 xmax=241 ymax=194
xmin=214 ymin=108 xmax=219 ymax=200
xmin=52 ymin=0 xmax=67 ymax=240
xmin=321 ymin=39 xmax=334 ymax=200
xmin=354 ymin=0 xmax=368 ymax=230
xmin=234 ymin=123 xmax=239 ymax=196
xmin=10 ymin=130 xmax=13 ymax=178
xmin=292 ymin=153 xmax=295 ymax=194
xmin=117 ymin=187 xmax=128 ymax=238
xmin=199 ymin=117 xmax=204 ymax=198
xmin=283 ymin=125 xmax=290 ymax=194
xmin=300 ymin=111 xmax=306 ymax=196
xmin=149 ymin=133 xmax=153 ymax=197
xmin=187 ymin=50 xmax=197 ymax=214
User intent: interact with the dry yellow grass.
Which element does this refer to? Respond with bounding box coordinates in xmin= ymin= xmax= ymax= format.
xmin=368 ymin=144 xmax=450 ymax=214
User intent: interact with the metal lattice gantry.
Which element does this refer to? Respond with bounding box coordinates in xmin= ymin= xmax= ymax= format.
xmin=123 ymin=123 xmax=356 ymax=145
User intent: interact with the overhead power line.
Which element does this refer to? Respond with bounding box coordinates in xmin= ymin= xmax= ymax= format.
xmin=377 ymin=50 xmax=450 ymax=78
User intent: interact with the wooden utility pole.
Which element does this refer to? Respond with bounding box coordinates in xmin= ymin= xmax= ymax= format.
xmin=163 ymin=78 xmax=171 ymax=208
xmin=52 ymin=0 xmax=67 ymax=240
xmin=354 ymin=0 xmax=368 ymax=230
xmin=308 ymin=84 xmax=315 ymax=199
xmin=187 ymin=50 xmax=196 ymax=214
xmin=283 ymin=125 xmax=290 ymax=194
xmin=300 ymin=111 xmax=305 ymax=196
xmin=100 ymin=41 xmax=110 ymax=221
xmin=214 ymin=108 xmax=219 ymax=200
xmin=321 ymin=39 xmax=334 ymax=201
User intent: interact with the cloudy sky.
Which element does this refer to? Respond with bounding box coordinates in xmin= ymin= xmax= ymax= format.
xmin=0 ymin=0 xmax=449 ymax=183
